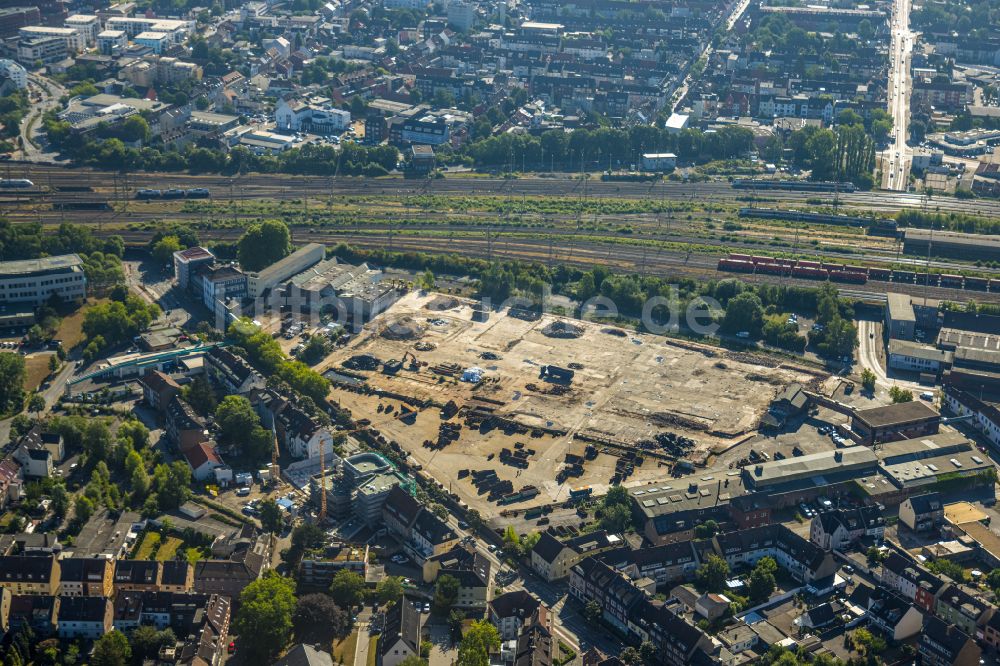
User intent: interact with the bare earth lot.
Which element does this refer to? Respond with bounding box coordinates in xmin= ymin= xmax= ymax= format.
xmin=322 ymin=292 xmax=817 ymax=517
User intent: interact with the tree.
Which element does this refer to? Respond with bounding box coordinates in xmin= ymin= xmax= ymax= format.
xmin=300 ymin=335 xmax=328 ymax=366
xmin=83 ymin=420 xmax=113 ymax=462
xmin=183 ymin=375 xmax=216 ymax=415
xmin=50 ymin=484 xmax=69 ymax=519
xmin=235 ymin=574 xmax=297 ymax=660
xmin=0 ymin=351 xmax=26 ymax=414
xmin=73 ymin=494 xmax=94 ymax=524
xmin=130 ymin=626 xmax=175 ymax=662
xmin=889 ymin=386 xmax=914 ymax=403
xmin=457 ymin=620 xmax=500 ymax=666
xmin=722 ymin=291 xmax=764 ymax=336
xmin=291 ymin=523 xmax=326 ymax=552
xmin=420 ymin=269 xmax=435 ymax=291
xmin=48 ymin=355 xmax=58 ymax=373
xmin=258 ymin=498 xmax=284 ymax=534
xmin=293 ymin=593 xmax=348 ymax=642
xmin=215 ymin=395 xmax=262 ymax=451
xmin=398 ymin=658 xmax=427 ymax=666
xmin=153 ymin=461 xmax=191 ymax=510
xmin=117 ymin=419 xmax=149 ymax=450
xmin=600 ymin=503 xmax=632 ymax=532
xmin=583 ymin=599 xmax=602 ymax=624
xmin=152 ymin=235 xmax=182 ymax=265
xmin=27 ymin=393 xmax=45 ymax=414
xmin=238 ymin=220 xmax=291 ymax=271
xmin=376 ymin=576 xmax=404 ymax=605
xmin=91 ymin=630 xmax=131 ymax=666
xmin=696 ymin=553 xmax=729 ymax=593
xmin=748 ymin=556 xmax=777 ymax=603
xmin=860 ymin=368 xmax=877 ymax=392
xmin=329 ymin=569 xmax=366 ymax=608
xmin=433 ymin=574 xmax=460 ymax=615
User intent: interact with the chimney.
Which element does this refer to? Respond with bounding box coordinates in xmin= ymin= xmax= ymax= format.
xmin=755 ymin=465 xmax=763 ymax=476
xmin=834 ymin=451 xmax=843 ymax=462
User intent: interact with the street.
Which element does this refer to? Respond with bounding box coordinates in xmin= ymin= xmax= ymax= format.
xmin=17 ymin=73 xmax=67 ymax=163
xmin=856 ymin=319 xmax=923 ymax=393
xmin=880 ymin=0 xmax=914 ymax=191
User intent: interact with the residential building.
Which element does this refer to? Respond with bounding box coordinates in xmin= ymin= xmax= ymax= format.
xmin=879 ymin=551 xmax=946 ymax=613
xmin=809 ymin=506 xmax=884 ymax=551
xmin=159 ymin=561 xmax=194 ymax=593
xmin=421 ymin=544 xmax=491 ymax=609
xmin=12 ymin=440 xmax=52 ymax=478
xmin=64 ymin=14 xmax=98 ymax=45
xmin=165 ymin=395 xmax=209 ymax=452
xmin=114 ymin=560 xmax=161 ymax=592
xmin=139 ymin=370 xmax=182 ymax=413
xmin=184 ymin=442 xmax=224 ymax=481
xmin=900 ymin=493 xmax=944 ymax=532
xmin=0 ymin=254 xmax=87 ymax=306
xmin=17 ymin=36 xmax=66 ymax=65
xmin=57 ymin=596 xmax=112 ymax=639
xmin=529 ymin=530 xmax=622 ymax=582
xmin=274 ymin=644 xmax=334 ymax=666
xmin=0 ymin=555 xmax=59 ymax=595
xmin=381 ymin=486 xmax=458 ymax=562
xmin=96 ymin=29 xmax=127 ymax=55
xmin=867 ymin=588 xmax=924 ymax=641
xmin=275 ymin=98 xmax=351 ymax=134
xmin=8 ymin=594 xmax=58 ymax=636
xmin=935 ymin=585 xmax=993 ymax=637
xmin=919 ymin=616 xmax=981 ymax=666
xmin=0 ymin=58 xmax=28 ymax=89
xmin=18 ymin=25 xmax=85 ymax=51
xmin=204 ymin=347 xmax=264 ymax=396
xmin=58 ymin=558 xmax=113 ymax=597
xmin=378 ymin=598 xmax=423 ymax=666
xmin=943 ymin=387 xmax=1000 ymax=448
xmin=489 ymin=590 xmax=542 ymax=641
xmin=298 ymin=544 xmax=369 ymax=591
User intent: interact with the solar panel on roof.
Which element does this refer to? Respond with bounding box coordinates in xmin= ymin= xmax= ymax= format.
xmin=642 ymin=499 xmax=656 ymax=508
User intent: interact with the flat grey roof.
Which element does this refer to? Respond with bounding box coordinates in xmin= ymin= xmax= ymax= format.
xmin=853 ymin=401 xmax=939 ymax=428
xmin=0 ymin=254 xmax=83 ymax=276
xmin=746 ymin=446 xmax=878 ymax=487
xmin=905 ymin=228 xmax=1000 ymax=249
xmin=887 ymin=292 xmax=915 ymax=323
xmin=889 ymin=339 xmax=953 ymax=364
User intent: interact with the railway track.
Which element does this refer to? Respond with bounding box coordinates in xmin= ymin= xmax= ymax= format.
xmin=6 ymin=162 xmax=1000 ymax=217
xmin=108 ymin=226 xmax=1000 ymax=305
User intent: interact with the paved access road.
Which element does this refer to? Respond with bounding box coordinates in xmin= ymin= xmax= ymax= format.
xmin=881 ymin=0 xmax=915 ymax=191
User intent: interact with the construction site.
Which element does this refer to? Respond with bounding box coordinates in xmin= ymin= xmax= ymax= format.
xmin=320 ymin=292 xmax=820 ymax=517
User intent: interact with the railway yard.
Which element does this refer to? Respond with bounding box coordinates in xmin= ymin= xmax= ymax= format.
xmin=2 ymin=164 xmax=999 ymax=306
xmin=321 ymin=291 xmax=818 ymax=518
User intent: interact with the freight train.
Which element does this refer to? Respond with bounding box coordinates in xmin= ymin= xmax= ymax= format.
xmin=717 ymin=253 xmax=1000 ymax=292
xmin=731 ymin=179 xmax=857 ymax=193
xmin=738 ymin=207 xmax=899 ymax=237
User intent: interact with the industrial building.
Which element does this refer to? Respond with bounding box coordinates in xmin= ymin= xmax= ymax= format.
xmin=886 ymin=293 xmax=916 ymax=340
xmin=741 ymin=447 xmax=879 ymax=492
xmin=247 ymin=243 xmax=324 ymax=299
xmin=850 ymin=401 xmax=940 ymax=445
xmin=904 ymin=228 xmax=1000 ymax=262
xmin=0 ymin=254 xmax=87 ymax=305
xmin=888 ymin=339 xmax=953 ymax=375
xmin=283 ymin=257 xmax=399 ymax=321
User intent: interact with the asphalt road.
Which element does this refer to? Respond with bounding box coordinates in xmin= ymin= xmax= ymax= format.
xmin=881 ymin=0 xmax=915 ymax=191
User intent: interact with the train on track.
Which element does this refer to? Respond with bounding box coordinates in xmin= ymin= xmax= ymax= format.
xmin=717 ymin=253 xmax=1000 ymax=292
xmin=731 ymin=179 xmax=857 ymax=193
xmin=0 ymin=178 xmax=34 ymax=188
xmin=136 ymin=188 xmax=211 ymax=200
xmin=737 ymin=207 xmax=900 ymax=236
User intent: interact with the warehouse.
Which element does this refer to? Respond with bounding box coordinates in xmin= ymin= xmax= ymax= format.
xmin=0 ymin=254 xmax=87 ymax=306
xmin=888 ymin=339 xmax=953 ymax=375
xmin=742 ymin=447 xmax=879 ymax=492
xmin=885 ymin=293 xmax=916 ymax=341
xmin=630 ymin=478 xmax=744 ymax=545
xmin=851 ymin=401 xmax=940 ymax=445
xmin=247 ymin=243 xmax=324 ymax=299
xmin=903 ymin=228 xmax=1000 ymax=262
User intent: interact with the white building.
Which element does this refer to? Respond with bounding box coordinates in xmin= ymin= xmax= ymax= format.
xmin=383 ymin=0 xmax=430 ymax=9
xmin=105 ymin=17 xmax=190 ymax=41
xmin=64 ymin=15 xmax=100 ymax=46
xmin=17 ymin=36 xmax=67 ymax=65
xmin=18 ymin=26 xmax=85 ymax=52
xmin=247 ymin=243 xmax=325 ymax=298
xmin=0 ymin=254 xmax=87 ymax=305
xmin=275 ymin=98 xmax=351 ymax=134
xmin=887 ymin=339 xmax=952 ymax=374
xmin=135 ymin=31 xmax=170 ymax=54
xmin=641 ymin=152 xmax=677 ymax=171
xmin=665 ymin=112 xmax=689 ymax=134
xmin=97 ymin=30 xmax=127 ymax=55
xmin=0 ymin=59 xmax=28 ymax=90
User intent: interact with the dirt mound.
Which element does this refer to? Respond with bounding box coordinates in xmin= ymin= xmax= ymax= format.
xmin=541 ymin=320 xmax=584 ymax=338
xmin=381 ymin=317 xmax=425 ymax=340
xmin=425 ymin=295 xmax=459 ymax=311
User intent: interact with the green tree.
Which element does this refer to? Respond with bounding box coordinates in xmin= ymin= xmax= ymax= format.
xmin=152 ymin=235 xmax=182 ymax=266
xmin=238 ymin=220 xmax=292 ymax=271
xmin=91 ymin=630 xmax=131 ymax=666
xmin=329 ymin=569 xmax=366 ymax=608
xmin=50 ymin=484 xmax=69 ymax=519
xmin=130 ymin=626 xmax=175 ymax=662
xmin=183 ymin=375 xmax=217 ymax=416
xmin=457 ymin=620 xmax=501 ymax=666
xmin=600 ymin=503 xmax=632 ymax=532
xmin=376 ymin=576 xmax=404 ymax=605
xmin=748 ymin=557 xmax=777 ymax=602
xmin=73 ymin=494 xmax=94 ymax=524
xmin=696 ymin=553 xmax=729 ymax=593
xmin=0 ymin=352 xmax=26 ymax=414
xmin=433 ymin=574 xmax=460 ymax=615
xmin=215 ymin=395 xmax=261 ymax=444
xmin=584 ymin=599 xmax=602 ymax=625
xmin=153 ymin=461 xmax=192 ymax=510
xmin=861 ymin=368 xmax=877 ymax=392
xmin=889 ymin=386 xmax=914 ymax=403
xmin=293 ymin=593 xmax=348 ymax=642
xmin=722 ymin=291 xmax=764 ymax=336
xmin=48 ymin=354 xmax=59 ymax=373
xmin=258 ymin=498 xmax=284 ymax=534
xmin=234 ymin=574 xmax=297 ymax=660
xmin=27 ymin=393 xmax=45 ymax=414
